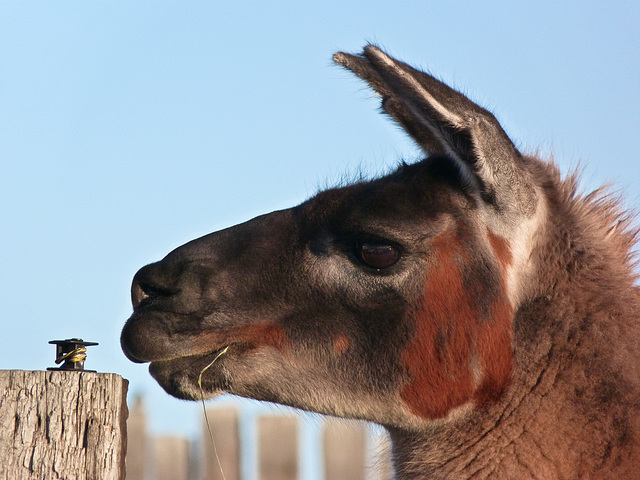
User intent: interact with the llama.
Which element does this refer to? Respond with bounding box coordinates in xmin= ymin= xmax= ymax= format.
xmin=121 ymin=45 xmax=640 ymax=479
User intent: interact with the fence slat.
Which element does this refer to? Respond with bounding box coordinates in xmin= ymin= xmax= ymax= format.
xmin=153 ymin=435 xmax=191 ymax=480
xmin=0 ymin=370 xmax=128 ymax=480
xmin=201 ymin=405 xmax=241 ymax=480
xmin=257 ymin=414 xmax=298 ymax=480
xmin=125 ymin=395 xmax=149 ymax=480
xmin=322 ymin=420 xmax=367 ymax=480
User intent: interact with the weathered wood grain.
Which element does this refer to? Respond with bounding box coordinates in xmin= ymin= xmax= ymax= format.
xmin=0 ymin=370 xmax=128 ymax=480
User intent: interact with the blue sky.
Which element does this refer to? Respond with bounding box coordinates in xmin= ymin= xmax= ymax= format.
xmin=1 ymin=0 xmax=639 ymax=451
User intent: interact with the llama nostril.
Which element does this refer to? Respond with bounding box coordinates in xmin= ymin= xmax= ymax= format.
xmin=131 ymin=282 xmax=150 ymax=309
xmin=131 ymin=274 xmax=178 ymax=309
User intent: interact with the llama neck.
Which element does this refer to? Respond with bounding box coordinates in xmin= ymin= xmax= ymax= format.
xmin=388 ymin=292 xmax=640 ymax=480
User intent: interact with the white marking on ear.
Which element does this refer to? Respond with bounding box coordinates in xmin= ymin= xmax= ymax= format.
xmin=372 ymin=52 xmax=486 ymax=201
xmin=495 ymin=186 xmax=547 ymax=307
xmin=374 ymin=51 xmax=463 ymax=126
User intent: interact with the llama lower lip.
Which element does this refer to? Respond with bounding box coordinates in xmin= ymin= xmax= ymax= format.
xmin=148 ymin=350 xmax=232 ymax=401
xmin=149 ymin=345 xmax=234 ymax=372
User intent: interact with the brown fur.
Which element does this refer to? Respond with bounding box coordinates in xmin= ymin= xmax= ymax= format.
xmin=402 ymin=230 xmax=514 ymax=419
xmin=390 ymin=160 xmax=640 ymax=479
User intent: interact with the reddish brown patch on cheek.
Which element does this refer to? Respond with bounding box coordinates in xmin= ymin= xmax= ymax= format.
xmin=474 ymin=295 xmax=513 ymax=405
xmin=400 ymin=231 xmax=514 ymax=419
xmin=478 ymin=230 xmax=514 ymax=403
xmin=333 ymin=333 xmax=351 ymax=356
xmin=193 ymin=322 xmax=290 ymax=355
xmin=487 ymin=230 xmax=513 ymax=268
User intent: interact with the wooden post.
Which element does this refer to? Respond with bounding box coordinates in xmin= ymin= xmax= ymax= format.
xmin=153 ymin=435 xmax=191 ymax=480
xmin=257 ymin=414 xmax=298 ymax=480
xmin=201 ymin=405 xmax=241 ymax=480
xmin=322 ymin=420 xmax=367 ymax=480
xmin=125 ymin=395 xmax=149 ymax=480
xmin=0 ymin=369 xmax=128 ymax=480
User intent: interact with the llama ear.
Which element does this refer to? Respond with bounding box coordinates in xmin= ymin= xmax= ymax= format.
xmin=334 ymin=45 xmax=537 ymax=217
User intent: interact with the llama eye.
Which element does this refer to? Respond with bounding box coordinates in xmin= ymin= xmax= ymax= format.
xmin=357 ymin=242 xmax=401 ymax=270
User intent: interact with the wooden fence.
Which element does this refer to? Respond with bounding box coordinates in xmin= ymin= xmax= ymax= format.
xmin=125 ymin=396 xmax=393 ymax=480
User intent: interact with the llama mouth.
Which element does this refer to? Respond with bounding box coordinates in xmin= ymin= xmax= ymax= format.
xmin=122 ymin=302 xmax=290 ymax=366
xmin=121 ymin=305 xmax=236 ymax=364
xmin=148 ymin=346 xmax=234 ymax=400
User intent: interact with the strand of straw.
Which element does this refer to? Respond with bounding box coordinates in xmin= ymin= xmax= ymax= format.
xmin=198 ymin=346 xmax=230 ymax=480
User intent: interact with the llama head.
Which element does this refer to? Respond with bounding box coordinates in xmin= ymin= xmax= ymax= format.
xmin=121 ymin=45 xmax=545 ymax=429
